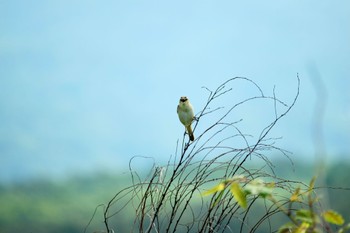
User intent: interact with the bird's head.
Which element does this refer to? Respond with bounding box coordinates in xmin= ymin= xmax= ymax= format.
xmin=179 ymin=96 xmax=189 ymax=104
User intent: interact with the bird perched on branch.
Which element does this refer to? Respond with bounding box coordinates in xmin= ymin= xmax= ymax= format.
xmin=177 ymin=96 xmax=195 ymax=141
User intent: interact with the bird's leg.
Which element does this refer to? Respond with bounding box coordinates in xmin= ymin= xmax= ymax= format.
xmin=183 ymin=129 xmax=192 ymax=145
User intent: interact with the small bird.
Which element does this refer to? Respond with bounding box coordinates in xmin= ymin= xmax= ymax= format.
xmin=177 ymin=96 xmax=195 ymax=141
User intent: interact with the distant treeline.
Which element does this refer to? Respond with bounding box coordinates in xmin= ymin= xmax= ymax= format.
xmin=0 ymin=161 xmax=349 ymax=233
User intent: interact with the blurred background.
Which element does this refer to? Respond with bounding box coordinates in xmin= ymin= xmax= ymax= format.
xmin=1 ymin=1 xmax=349 ymax=232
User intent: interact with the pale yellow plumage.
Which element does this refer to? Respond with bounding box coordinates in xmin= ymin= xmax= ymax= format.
xmin=177 ymin=96 xmax=195 ymax=141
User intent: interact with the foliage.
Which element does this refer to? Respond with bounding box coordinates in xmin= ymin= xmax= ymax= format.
xmin=205 ymin=176 xmax=350 ymax=233
xmin=0 ymin=174 xmax=131 ymax=233
xmin=0 ymin=162 xmax=349 ymax=232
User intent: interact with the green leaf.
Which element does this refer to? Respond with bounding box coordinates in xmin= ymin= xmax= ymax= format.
xmin=203 ymin=182 xmax=225 ymax=196
xmin=230 ymin=182 xmax=247 ymax=208
xmin=278 ymin=222 xmax=296 ymax=233
xmin=295 ymin=209 xmax=313 ymax=224
xmin=244 ymin=179 xmax=273 ymax=198
xmin=290 ymin=187 xmax=301 ymax=202
xmin=339 ymin=223 xmax=350 ymax=233
xmin=293 ymin=222 xmax=310 ymax=233
xmin=323 ymin=210 xmax=344 ymax=225
xmin=308 ymin=176 xmax=316 ymax=193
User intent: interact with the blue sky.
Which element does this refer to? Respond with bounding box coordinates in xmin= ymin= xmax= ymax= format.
xmin=1 ymin=1 xmax=349 ymax=182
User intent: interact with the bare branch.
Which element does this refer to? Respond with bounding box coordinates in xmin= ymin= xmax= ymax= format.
xmin=86 ymin=75 xmax=309 ymax=233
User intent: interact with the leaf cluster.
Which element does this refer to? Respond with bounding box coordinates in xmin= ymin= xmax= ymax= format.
xmin=204 ymin=176 xmax=350 ymax=233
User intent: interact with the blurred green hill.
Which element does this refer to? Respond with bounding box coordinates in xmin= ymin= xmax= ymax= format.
xmin=0 ymin=160 xmax=349 ymax=233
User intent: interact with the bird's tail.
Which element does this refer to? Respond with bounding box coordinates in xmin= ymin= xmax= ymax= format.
xmin=186 ymin=125 xmax=195 ymax=141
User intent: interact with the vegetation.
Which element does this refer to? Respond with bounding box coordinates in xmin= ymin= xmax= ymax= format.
xmin=1 ymin=77 xmax=349 ymax=233
xmin=204 ymin=176 xmax=350 ymax=233
xmin=0 ymin=162 xmax=349 ymax=232
xmin=0 ymin=173 xmax=129 ymax=233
